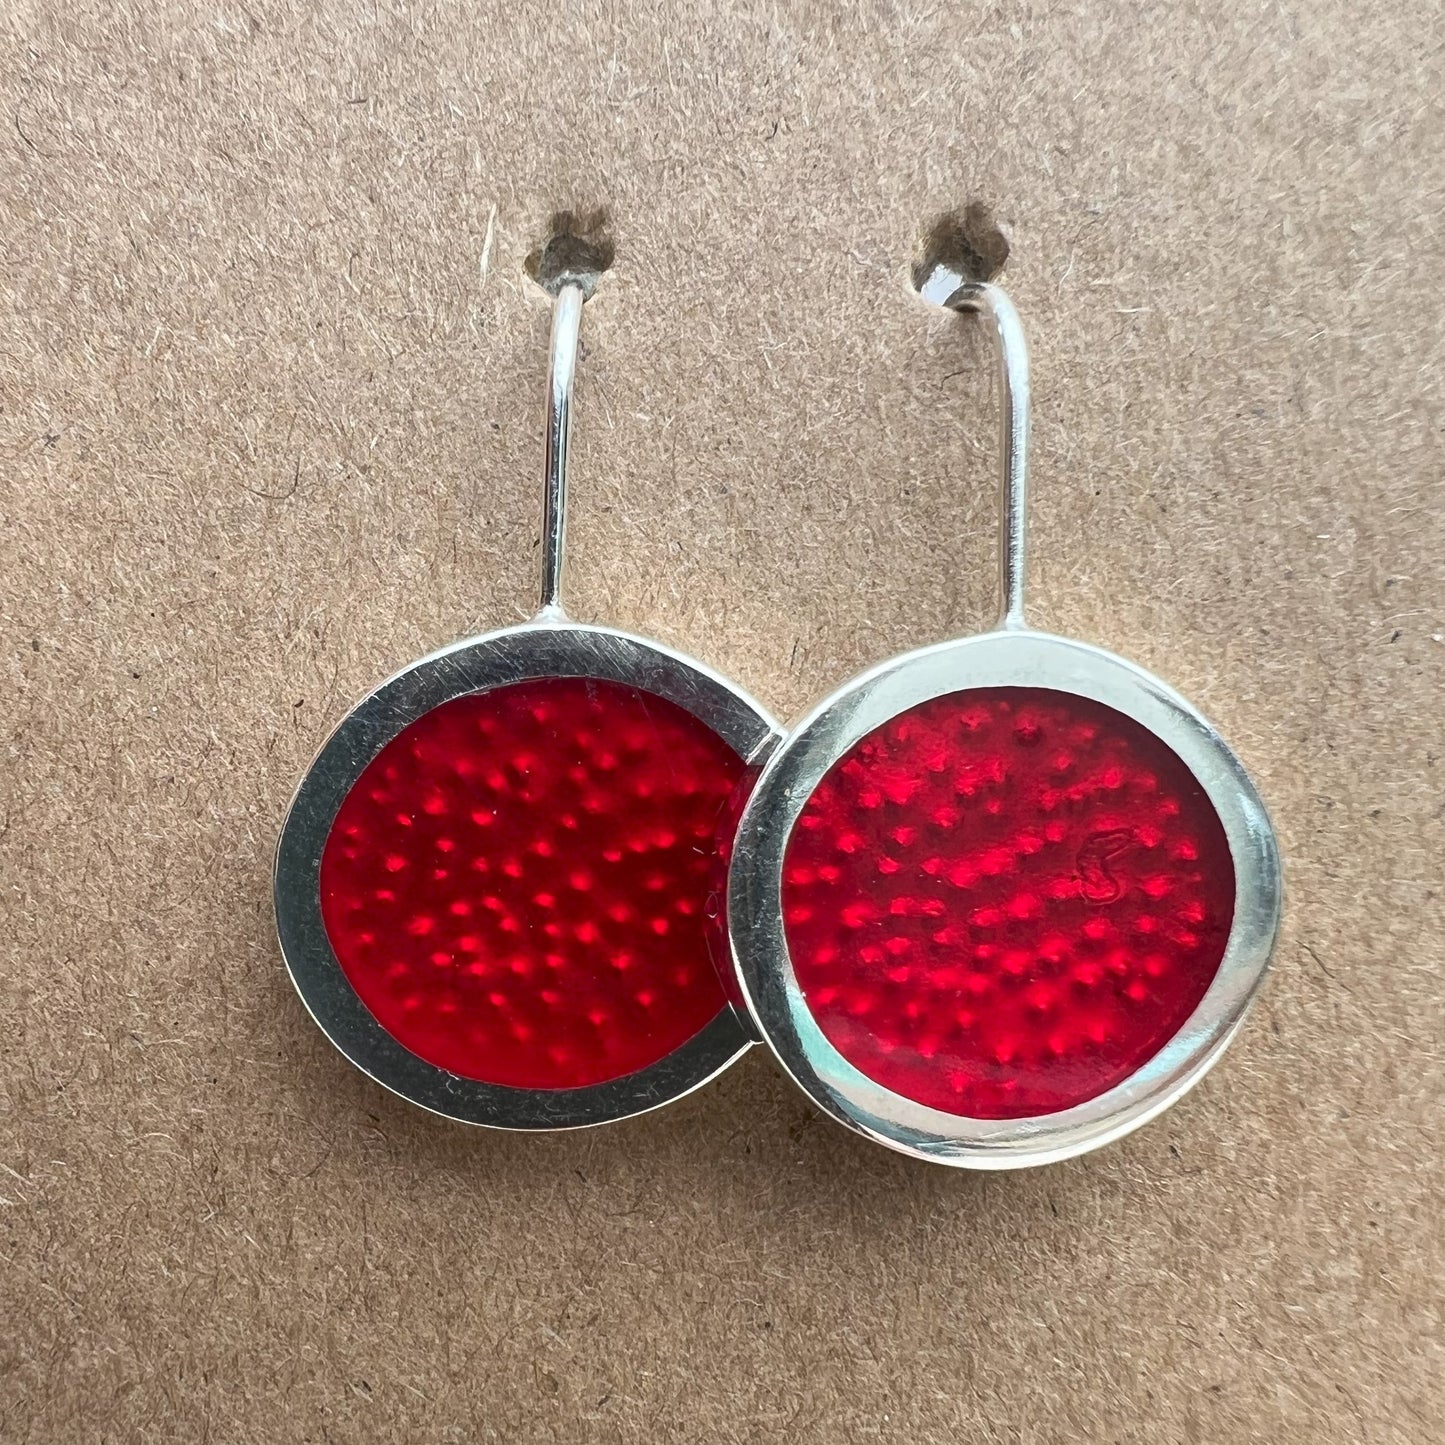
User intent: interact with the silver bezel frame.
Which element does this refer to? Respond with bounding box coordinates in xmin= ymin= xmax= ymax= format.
xmin=727 ymin=628 xmax=1282 ymax=1168
xmin=275 ymin=620 xmax=780 ymax=1130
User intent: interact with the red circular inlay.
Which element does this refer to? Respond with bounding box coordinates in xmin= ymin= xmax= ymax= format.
xmin=782 ymin=687 xmax=1235 ymax=1119
xmin=320 ymin=677 xmax=743 ymax=1090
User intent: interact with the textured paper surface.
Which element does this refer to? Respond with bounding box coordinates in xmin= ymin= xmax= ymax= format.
xmin=2 ymin=2 xmax=1441 ymax=1441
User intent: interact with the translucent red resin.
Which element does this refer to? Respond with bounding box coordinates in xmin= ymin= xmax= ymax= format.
xmin=782 ymin=687 xmax=1235 ymax=1118
xmin=320 ymin=677 xmax=743 ymax=1090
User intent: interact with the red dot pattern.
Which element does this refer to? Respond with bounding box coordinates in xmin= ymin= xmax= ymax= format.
xmin=782 ymin=687 xmax=1235 ymax=1119
xmin=319 ymin=677 xmax=743 ymax=1089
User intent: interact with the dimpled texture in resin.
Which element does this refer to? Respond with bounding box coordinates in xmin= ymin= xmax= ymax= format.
xmin=782 ymin=687 xmax=1235 ymax=1118
xmin=319 ymin=676 xmax=744 ymax=1089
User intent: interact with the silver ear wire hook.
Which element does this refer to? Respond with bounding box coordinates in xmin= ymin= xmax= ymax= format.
xmin=539 ymin=280 xmax=584 ymax=620
xmin=949 ymin=281 xmax=1030 ymax=632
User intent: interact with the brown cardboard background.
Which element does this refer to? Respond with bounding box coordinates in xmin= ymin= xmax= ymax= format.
xmin=1 ymin=2 xmax=1441 ymax=1441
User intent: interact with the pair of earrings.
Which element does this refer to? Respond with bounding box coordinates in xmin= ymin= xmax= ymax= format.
xmin=275 ymin=250 xmax=1280 ymax=1168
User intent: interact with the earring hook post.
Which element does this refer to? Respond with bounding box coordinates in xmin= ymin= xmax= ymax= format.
xmin=539 ymin=281 xmax=585 ymax=619
xmin=951 ymin=281 xmax=1030 ymax=631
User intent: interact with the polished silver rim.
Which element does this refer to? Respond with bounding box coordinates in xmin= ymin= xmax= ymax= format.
xmin=727 ymin=628 xmax=1281 ymax=1167
xmin=276 ymin=620 xmax=778 ymax=1129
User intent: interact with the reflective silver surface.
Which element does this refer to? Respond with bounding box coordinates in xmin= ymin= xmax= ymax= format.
xmin=539 ymin=282 xmax=581 ymax=619
xmin=728 ymin=630 xmax=1280 ymax=1167
xmin=954 ymin=283 xmax=1030 ymax=630
xmin=274 ymin=281 xmax=781 ymax=1129
xmin=278 ymin=621 xmax=777 ymax=1129
xmin=726 ymin=274 xmax=1282 ymax=1167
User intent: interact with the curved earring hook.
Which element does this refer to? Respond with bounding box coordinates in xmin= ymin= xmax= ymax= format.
xmin=948 ymin=281 xmax=1030 ymax=632
xmin=539 ymin=281 xmax=584 ymax=620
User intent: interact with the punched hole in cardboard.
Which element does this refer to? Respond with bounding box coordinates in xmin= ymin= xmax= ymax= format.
xmin=913 ymin=202 xmax=1010 ymax=306
xmin=525 ymin=209 xmax=615 ymax=301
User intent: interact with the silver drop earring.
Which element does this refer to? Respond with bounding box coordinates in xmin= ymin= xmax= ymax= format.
xmin=276 ymin=266 xmax=779 ymax=1130
xmin=727 ymin=256 xmax=1281 ymax=1168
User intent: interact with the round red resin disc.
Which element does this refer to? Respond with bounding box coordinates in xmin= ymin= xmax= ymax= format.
xmin=319 ymin=676 xmax=743 ymax=1090
xmin=782 ymin=687 xmax=1235 ymax=1118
